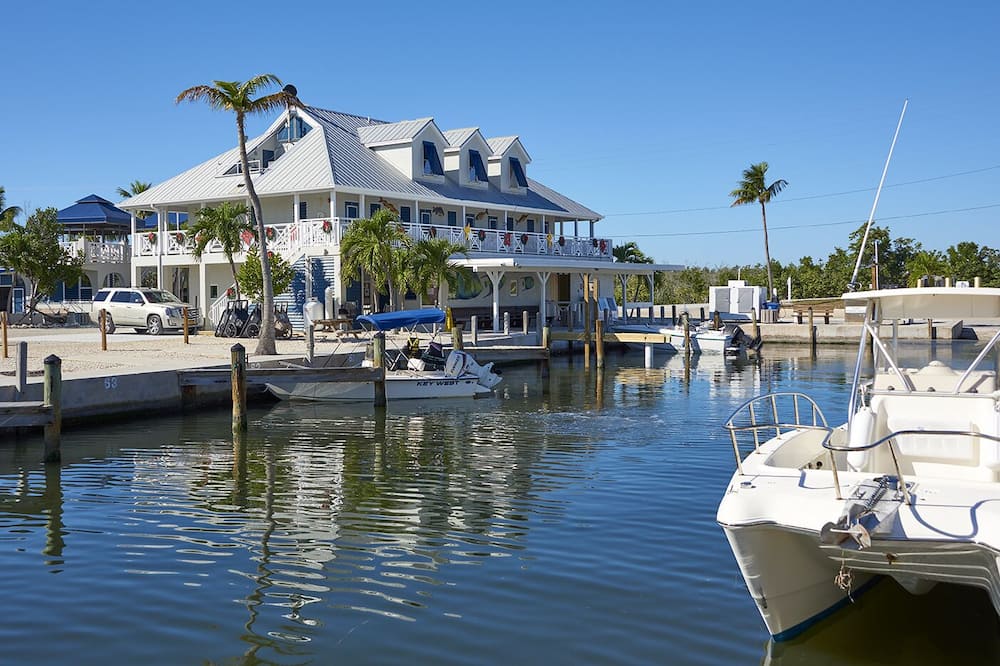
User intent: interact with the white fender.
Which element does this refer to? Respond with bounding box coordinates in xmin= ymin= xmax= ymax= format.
xmin=847 ymin=406 xmax=875 ymax=472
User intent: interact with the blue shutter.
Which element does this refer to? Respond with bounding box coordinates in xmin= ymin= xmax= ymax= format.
xmin=423 ymin=141 xmax=443 ymax=175
xmin=509 ymin=157 xmax=527 ymax=187
xmin=447 ymin=211 xmax=457 ymax=226
xmin=469 ymin=150 xmax=487 ymax=181
xmin=400 ymin=206 xmax=411 ymax=223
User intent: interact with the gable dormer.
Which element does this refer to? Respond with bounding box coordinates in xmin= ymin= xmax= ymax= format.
xmin=443 ymin=128 xmax=492 ymax=189
xmin=220 ymin=109 xmax=314 ymax=176
xmin=358 ymin=117 xmax=448 ymax=182
xmin=486 ymin=136 xmax=531 ymax=194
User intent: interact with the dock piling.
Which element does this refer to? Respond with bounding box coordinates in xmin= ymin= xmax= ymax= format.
xmin=16 ymin=341 xmax=27 ymax=394
xmin=451 ymin=326 xmax=464 ymax=351
xmin=1 ymin=311 xmax=7 ymax=358
xmin=42 ymin=355 xmax=62 ymax=463
xmin=99 ymin=309 xmax=108 ymax=351
xmin=808 ymin=307 xmax=816 ymax=353
xmin=231 ymin=344 xmax=247 ymax=435
xmin=471 ymin=316 xmax=479 ymax=346
xmin=182 ymin=307 xmax=190 ymax=344
xmin=671 ymin=305 xmax=677 ymax=326
xmin=644 ymin=343 xmax=653 ymax=369
xmin=595 ymin=319 xmax=605 ymax=369
xmin=503 ymin=312 xmax=510 ymax=335
xmin=372 ymin=333 xmax=387 ymax=407
xmin=306 ymin=325 xmax=315 ymax=364
xmin=522 ymin=310 xmax=529 ymax=336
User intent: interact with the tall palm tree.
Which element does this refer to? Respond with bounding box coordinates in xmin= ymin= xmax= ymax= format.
xmin=340 ymin=208 xmax=411 ymax=312
xmin=612 ymin=241 xmax=654 ymax=312
xmin=190 ymin=201 xmax=252 ymax=299
xmin=176 ymin=74 xmax=298 ymax=355
xmin=405 ymin=238 xmax=474 ymax=307
xmin=0 ymin=186 xmax=22 ymax=231
xmin=730 ymin=162 xmax=787 ymax=299
xmin=116 ymin=180 xmax=152 ymax=220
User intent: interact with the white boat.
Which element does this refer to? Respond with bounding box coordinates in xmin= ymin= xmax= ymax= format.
xmin=613 ymin=321 xmax=756 ymax=355
xmin=267 ymin=349 xmax=502 ymax=402
xmin=717 ymin=287 xmax=1000 ymax=640
xmin=267 ymin=308 xmax=502 ymax=402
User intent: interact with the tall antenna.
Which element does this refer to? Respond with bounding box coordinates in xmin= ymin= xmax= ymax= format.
xmin=848 ymin=99 xmax=908 ymax=291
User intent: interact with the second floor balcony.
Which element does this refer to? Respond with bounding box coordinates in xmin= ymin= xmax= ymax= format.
xmin=132 ymin=218 xmax=613 ymax=263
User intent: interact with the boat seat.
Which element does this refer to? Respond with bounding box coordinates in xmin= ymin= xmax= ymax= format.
xmin=872 ymin=363 xmax=996 ymax=394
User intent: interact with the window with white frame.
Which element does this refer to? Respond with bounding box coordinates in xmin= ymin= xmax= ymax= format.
xmin=488 ymin=215 xmax=498 ymax=230
xmin=344 ymin=201 xmax=359 ymax=218
xmin=400 ymin=206 xmax=411 ymax=223
xmin=420 ymin=209 xmax=432 ymax=225
xmin=468 ymin=150 xmax=488 ymax=182
xmin=465 ymin=214 xmax=475 ymax=226
xmin=422 ymin=141 xmax=444 ymax=176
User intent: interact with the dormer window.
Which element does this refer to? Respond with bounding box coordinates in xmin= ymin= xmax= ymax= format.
xmin=422 ymin=141 xmax=444 ymax=176
xmin=509 ymin=157 xmax=528 ymax=188
xmin=468 ymin=150 xmax=488 ymax=183
xmin=277 ymin=116 xmax=311 ymax=143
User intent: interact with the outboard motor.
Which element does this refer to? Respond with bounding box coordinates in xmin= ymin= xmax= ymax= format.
xmin=444 ymin=350 xmax=503 ymax=390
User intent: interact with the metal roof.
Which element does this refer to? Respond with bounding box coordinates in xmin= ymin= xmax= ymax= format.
xmin=486 ymin=136 xmax=519 ymax=156
xmin=357 ymin=118 xmax=434 ymax=147
xmin=119 ymin=106 xmax=600 ymax=220
xmin=442 ymin=127 xmax=479 ymax=150
xmin=57 ymin=194 xmax=132 ymax=231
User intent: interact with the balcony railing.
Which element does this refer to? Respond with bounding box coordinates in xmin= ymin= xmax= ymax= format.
xmin=134 ymin=218 xmax=613 ymax=262
xmin=60 ymin=239 xmax=129 ymax=264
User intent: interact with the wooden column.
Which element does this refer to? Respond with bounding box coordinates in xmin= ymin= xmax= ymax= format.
xmin=231 ymin=344 xmax=247 ymax=435
xmin=372 ymin=332 xmax=387 ymax=407
xmin=451 ymin=326 xmax=464 ymax=351
xmin=595 ymin=319 xmax=605 ymax=369
xmin=43 ymin=355 xmax=62 ymax=463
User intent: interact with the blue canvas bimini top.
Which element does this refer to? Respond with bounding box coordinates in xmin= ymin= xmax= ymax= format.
xmin=356 ymin=308 xmax=446 ymax=331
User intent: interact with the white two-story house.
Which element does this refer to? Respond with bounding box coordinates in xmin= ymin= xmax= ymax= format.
xmin=118 ymin=103 xmax=672 ymax=331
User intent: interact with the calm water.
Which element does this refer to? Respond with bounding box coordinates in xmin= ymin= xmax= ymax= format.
xmin=1 ymin=345 xmax=999 ymax=665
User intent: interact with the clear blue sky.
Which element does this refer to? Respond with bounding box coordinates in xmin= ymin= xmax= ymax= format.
xmin=2 ymin=1 xmax=998 ymax=268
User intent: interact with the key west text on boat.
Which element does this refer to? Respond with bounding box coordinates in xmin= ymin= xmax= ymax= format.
xmin=266 ymin=308 xmax=502 ymax=402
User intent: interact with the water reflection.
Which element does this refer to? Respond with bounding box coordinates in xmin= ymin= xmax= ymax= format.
xmin=0 ymin=347 xmax=997 ymax=664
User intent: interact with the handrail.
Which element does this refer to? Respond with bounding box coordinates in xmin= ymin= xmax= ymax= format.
xmin=724 ymin=392 xmax=830 ymax=474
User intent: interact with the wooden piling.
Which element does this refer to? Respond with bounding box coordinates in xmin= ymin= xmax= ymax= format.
xmin=16 ymin=341 xmax=27 ymax=394
xmin=713 ymin=311 xmax=721 ymax=330
xmin=1 ymin=311 xmax=7 ymax=358
xmin=99 ymin=309 xmax=108 ymax=351
xmin=503 ymin=311 xmax=510 ymax=335
xmin=927 ymin=318 xmax=935 ymax=340
xmin=542 ymin=325 xmax=551 ymax=381
xmin=471 ymin=315 xmax=479 ymax=346
xmin=595 ymin=319 xmax=605 ymax=369
xmin=451 ymin=325 xmax=464 ymax=351
xmin=751 ymin=308 xmax=759 ymax=340
xmin=43 ymin=355 xmax=62 ymax=463
xmin=372 ymin=332 xmax=387 ymax=407
xmin=306 ymin=324 xmax=315 ymax=364
xmin=671 ymin=305 xmax=677 ymax=326
xmin=644 ymin=343 xmax=653 ymax=369
xmin=182 ymin=307 xmax=190 ymax=344
xmin=522 ymin=310 xmax=529 ymax=336
xmin=231 ymin=343 xmax=247 ymax=435
xmin=699 ymin=307 xmax=706 ymax=323
xmin=683 ymin=312 xmax=692 ymax=382
xmin=584 ymin=274 xmax=592 ymax=369
xmin=808 ymin=306 xmax=816 ymax=352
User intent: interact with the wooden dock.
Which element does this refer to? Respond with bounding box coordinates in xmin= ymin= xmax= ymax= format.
xmin=0 ymin=401 xmax=54 ymax=428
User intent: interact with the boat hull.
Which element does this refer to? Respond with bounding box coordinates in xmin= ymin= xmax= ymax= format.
xmin=267 ymin=373 xmax=490 ymax=402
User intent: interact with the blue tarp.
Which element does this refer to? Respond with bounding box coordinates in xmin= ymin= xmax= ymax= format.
xmin=357 ymin=308 xmax=445 ymax=331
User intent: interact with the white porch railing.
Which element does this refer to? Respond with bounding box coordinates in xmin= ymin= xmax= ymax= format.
xmin=60 ymin=239 xmax=129 ymax=264
xmin=133 ymin=218 xmax=613 ymax=262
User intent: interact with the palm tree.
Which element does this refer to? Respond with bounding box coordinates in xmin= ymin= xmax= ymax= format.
xmin=176 ymin=74 xmax=299 ymax=355
xmin=613 ymin=241 xmax=654 ymax=314
xmin=116 ymin=180 xmax=152 ymax=220
xmin=190 ymin=201 xmax=252 ymax=299
xmin=405 ymin=238 xmax=474 ymax=307
xmin=730 ymin=162 xmax=787 ymax=299
xmin=340 ymin=208 xmax=411 ymax=312
xmin=0 ymin=186 xmax=22 ymax=231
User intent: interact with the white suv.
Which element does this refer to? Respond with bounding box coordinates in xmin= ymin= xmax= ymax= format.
xmin=91 ymin=287 xmax=202 ymax=335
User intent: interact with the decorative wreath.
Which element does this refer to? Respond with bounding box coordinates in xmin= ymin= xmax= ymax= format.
xmin=266 ymin=250 xmax=275 ymax=260
xmin=146 ymin=232 xmax=156 ymax=243
xmin=322 ymin=219 xmax=332 ymax=234
xmin=520 ymin=233 xmax=529 ymax=245
xmin=265 ymin=227 xmax=275 ymax=240
xmin=599 ymin=239 xmax=608 ymax=253
xmin=558 ymin=236 xmax=566 ymax=247
xmin=226 ymin=287 xmax=236 ymax=299
xmin=478 ymin=229 xmax=487 ymax=241
xmin=503 ymin=232 xmax=512 ymax=246
xmin=592 ymin=238 xmax=599 ymax=248
xmin=174 ymin=232 xmax=185 ymax=243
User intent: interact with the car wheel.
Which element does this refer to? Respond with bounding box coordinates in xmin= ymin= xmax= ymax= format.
xmin=147 ymin=314 xmax=163 ymax=335
xmin=102 ymin=314 xmax=116 ymax=334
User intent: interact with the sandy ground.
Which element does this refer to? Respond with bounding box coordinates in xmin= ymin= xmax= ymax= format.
xmin=0 ymin=325 xmax=368 ymax=383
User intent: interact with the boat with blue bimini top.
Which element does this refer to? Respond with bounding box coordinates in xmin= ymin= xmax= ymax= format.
xmin=717 ymin=287 xmax=1000 ymax=640
xmin=266 ymin=308 xmax=502 ymax=402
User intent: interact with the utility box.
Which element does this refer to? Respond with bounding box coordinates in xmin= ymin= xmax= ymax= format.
xmin=709 ymin=280 xmax=766 ymax=320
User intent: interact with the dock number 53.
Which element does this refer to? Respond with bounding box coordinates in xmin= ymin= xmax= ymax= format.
xmin=104 ymin=376 xmax=118 ymax=390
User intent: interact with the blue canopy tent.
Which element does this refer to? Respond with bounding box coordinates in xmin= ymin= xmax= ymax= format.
xmin=356 ymin=308 xmax=445 ymax=331
xmin=57 ymin=194 xmax=133 ymax=236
